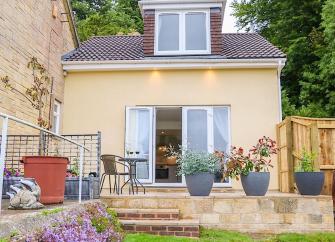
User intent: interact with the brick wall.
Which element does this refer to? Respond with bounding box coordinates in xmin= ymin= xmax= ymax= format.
xmin=210 ymin=7 xmax=223 ymax=55
xmin=0 ymin=0 xmax=76 ymax=134
xmin=143 ymin=10 xmax=155 ymax=56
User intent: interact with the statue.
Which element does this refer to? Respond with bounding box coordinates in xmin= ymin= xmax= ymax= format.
xmin=6 ymin=178 xmax=45 ymax=209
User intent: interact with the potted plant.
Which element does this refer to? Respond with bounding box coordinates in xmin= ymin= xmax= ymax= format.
xmin=64 ymin=159 xmax=100 ymax=200
xmin=222 ymin=137 xmax=277 ymax=196
xmin=2 ymin=168 xmax=22 ymax=198
xmin=169 ymin=147 xmax=220 ymax=196
xmin=294 ymin=149 xmax=324 ymax=195
xmin=1 ymin=57 xmax=69 ymax=204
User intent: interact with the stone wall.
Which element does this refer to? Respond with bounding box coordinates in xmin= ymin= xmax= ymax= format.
xmin=103 ymin=193 xmax=334 ymax=234
xmin=0 ymin=0 xmax=76 ymax=134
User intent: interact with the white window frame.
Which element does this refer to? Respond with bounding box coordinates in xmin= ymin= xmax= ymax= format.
xmin=53 ymin=100 xmax=61 ymax=134
xmin=154 ymin=9 xmax=211 ymax=56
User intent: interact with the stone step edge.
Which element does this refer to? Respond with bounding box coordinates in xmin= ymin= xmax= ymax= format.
xmin=114 ymin=208 xmax=179 ymax=214
xmin=121 ymin=219 xmax=200 ymax=238
xmin=120 ymin=219 xmax=199 ymax=226
xmin=115 ymin=208 xmax=179 ymax=220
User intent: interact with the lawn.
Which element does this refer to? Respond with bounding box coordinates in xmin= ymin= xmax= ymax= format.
xmin=124 ymin=228 xmax=335 ymax=242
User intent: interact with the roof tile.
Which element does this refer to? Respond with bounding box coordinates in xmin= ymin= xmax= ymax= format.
xmin=62 ymin=33 xmax=285 ymax=62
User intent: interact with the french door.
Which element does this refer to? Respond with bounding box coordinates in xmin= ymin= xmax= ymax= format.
xmin=182 ymin=106 xmax=230 ymax=184
xmin=125 ymin=107 xmax=153 ymax=183
xmin=125 ymin=106 xmax=230 ymax=185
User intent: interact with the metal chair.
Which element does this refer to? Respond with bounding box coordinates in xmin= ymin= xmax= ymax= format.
xmin=100 ymin=155 xmax=129 ymax=195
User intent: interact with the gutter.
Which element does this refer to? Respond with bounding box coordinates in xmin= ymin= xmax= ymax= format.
xmin=277 ymin=59 xmax=286 ymax=122
xmin=62 ymin=58 xmax=287 ymax=72
xmin=62 ymin=0 xmax=80 ymax=47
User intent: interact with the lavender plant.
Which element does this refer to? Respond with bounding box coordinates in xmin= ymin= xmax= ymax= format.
xmin=25 ymin=202 xmax=123 ymax=242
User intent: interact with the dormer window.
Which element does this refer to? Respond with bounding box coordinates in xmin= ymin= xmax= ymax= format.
xmin=155 ymin=10 xmax=211 ymax=55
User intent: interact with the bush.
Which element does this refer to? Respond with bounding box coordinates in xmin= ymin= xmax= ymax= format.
xmin=169 ymin=147 xmax=221 ymax=176
xmin=26 ymin=203 xmax=123 ymax=242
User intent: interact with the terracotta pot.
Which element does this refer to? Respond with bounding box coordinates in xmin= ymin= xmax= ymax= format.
xmin=21 ymin=156 xmax=69 ymax=204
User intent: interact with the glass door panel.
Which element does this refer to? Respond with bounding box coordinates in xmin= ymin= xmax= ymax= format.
xmin=125 ymin=107 xmax=153 ymax=183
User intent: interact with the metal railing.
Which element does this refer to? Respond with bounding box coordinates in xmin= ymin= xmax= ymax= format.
xmin=1 ymin=133 xmax=101 ymax=177
xmin=0 ymin=112 xmax=90 ymax=214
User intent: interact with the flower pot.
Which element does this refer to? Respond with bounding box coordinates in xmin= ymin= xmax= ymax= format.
xmin=22 ymin=156 xmax=69 ymax=204
xmin=294 ymin=172 xmax=324 ymax=195
xmin=185 ymin=172 xmax=214 ymax=196
xmin=2 ymin=176 xmax=26 ymax=199
xmin=241 ymin=172 xmax=270 ymax=196
xmin=65 ymin=177 xmax=100 ymax=200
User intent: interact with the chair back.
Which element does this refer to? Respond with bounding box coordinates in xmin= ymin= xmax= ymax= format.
xmin=100 ymin=155 xmax=119 ymax=175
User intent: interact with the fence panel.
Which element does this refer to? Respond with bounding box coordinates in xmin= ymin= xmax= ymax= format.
xmin=277 ymin=116 xmax=335 ymax=195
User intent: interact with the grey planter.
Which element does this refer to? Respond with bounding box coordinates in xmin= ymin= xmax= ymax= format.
xmin=2 ymin=177 xmax=25 ymax=199
xmin=294 ymin=172 xmax=324 ymax=196
xmin=185 ymin=172 xmax=214 ymax=196
xmin=64 ymin=177 xmax=100 ymax=200
xmin=241 ymin=172 xmax=270 ymax=196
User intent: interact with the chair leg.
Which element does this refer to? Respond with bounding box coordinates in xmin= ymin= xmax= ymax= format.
xmin=100 ymin=174 xmax=106 ymax=194
xmin=109 ymin=175 xmax=112 ymax=194
xmin=117 ymin=174 xmax=121 ymax=195
xmin=113 ymin=175 xmax=117 ymax=194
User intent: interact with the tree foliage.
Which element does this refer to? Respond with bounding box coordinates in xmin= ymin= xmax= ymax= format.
xmin=232 ymin=0 xmax=335 ymax=118
xmin=71 ymin=0 xmax=143 ymax=41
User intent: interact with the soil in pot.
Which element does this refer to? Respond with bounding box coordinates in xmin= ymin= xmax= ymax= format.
xmin=295 ymin=172 xmax=324 ymax=195
xmin=241 ymin=172 xmax=270 ymax=196
xmin=185 ymin=172 xmax=214 ymax=196
xmin=22 ymin=156 xmax=69 ymax=204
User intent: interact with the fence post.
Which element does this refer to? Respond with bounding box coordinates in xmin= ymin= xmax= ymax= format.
xmin=0 ymin=117 xmax=9 ymax=215
xmin=285 ymin=117 xmax=295 ymax=192
xmin=97 ymin=131 xmax=101 ymax=177
xmin=79 ymin=146 xmax=84 ymax=203
xmin=310 ymin=122 xmax=320 ymax=171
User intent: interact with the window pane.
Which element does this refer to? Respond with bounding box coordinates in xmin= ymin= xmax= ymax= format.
xmin=185 ymin=12 xmax=207 ymax=50
xmin=126 ymin=109 xmax=150 ymax=180
xmin=213 ymin=107 xmax=230 ymax=183
xmin=187 ymin=109 xmax=207 ymax=152
xmin=158 ymin=14 xmax=179 ymax=51
xmin=214 ymin=107 xmax=229 ymax=152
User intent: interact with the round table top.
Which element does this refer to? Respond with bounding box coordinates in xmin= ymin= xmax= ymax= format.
xmin=119 ymin=157 xmax=147 ymax=163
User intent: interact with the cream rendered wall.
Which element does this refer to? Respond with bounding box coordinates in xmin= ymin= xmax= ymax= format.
xmin=62 ymin=68 xmax=280 ymax=190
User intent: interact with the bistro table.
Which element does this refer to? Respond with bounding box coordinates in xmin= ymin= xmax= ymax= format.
xmin=119 ymin=157 xmax=147 ymax=194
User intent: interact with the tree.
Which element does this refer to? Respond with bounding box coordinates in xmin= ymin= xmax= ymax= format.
xmin=232 ymin=0 xmax=334 ymax=118
xmin=1 ymin=57 xmax=51 ymax=128
xmin=71 ymin=0 xmax=143 ymax=41
xmin=71 ymin=0 xmax=112 ymax=21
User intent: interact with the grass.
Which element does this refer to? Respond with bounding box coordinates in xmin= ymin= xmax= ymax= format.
xmin=124 ymin=228 xmax=335 ymax=242
xmin=40 ymin=207 xmax=64 ymax=216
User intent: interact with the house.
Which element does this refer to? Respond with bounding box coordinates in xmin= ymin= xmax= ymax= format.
xmin=0 ymin=0 xmax=78 ymax=134
xmin=61 ymin=0 xmax=286 ymax=191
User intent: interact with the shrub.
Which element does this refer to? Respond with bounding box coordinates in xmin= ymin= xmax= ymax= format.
xmin=295 ymin=148 xmax=317 ymax=172
xmin=168 ymin=147 xmax=221 ymax=176
xmin=220 ymin=137 xmax=277 ymax=180
xmin=27 ymin=202 xmax=123 ymax=242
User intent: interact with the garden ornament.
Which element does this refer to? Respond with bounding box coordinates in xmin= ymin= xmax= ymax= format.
xmin=6 ymin=178 xmax=44 ymax=209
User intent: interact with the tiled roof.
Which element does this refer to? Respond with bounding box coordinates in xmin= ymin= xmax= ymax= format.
xmin=62 ymin=33 xmax=285 ymax=62
xmin=221 ymin=33 xmax=285 ymax=59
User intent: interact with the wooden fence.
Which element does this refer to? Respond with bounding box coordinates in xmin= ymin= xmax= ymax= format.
xmin=277 ymin=116 xmax=335 ymax=195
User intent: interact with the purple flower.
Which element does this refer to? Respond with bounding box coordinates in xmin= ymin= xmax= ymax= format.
xmin=27 ymin=203 xmax=123 ymax=242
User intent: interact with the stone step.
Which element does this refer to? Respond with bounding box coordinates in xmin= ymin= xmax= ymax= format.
xmin=121 ymin=219 xmax=200 ymax=238
xmin=115 ymin=208 xmax=179 ymax=220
